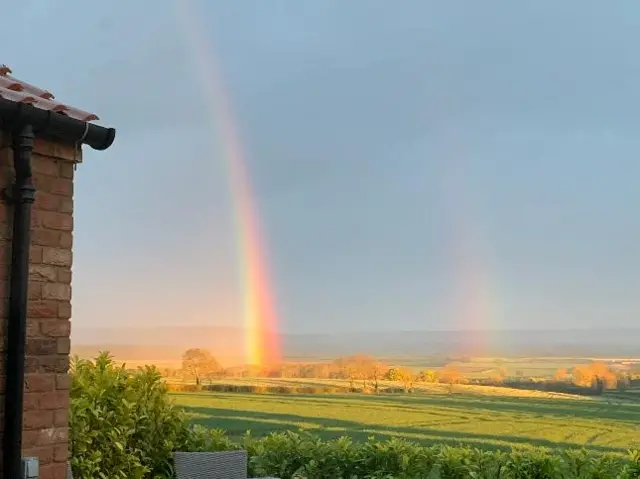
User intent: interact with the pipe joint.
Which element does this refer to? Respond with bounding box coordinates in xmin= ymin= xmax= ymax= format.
xmin=12 ymin=180 xmax=36 ymax=204
xmin=12 ymin=124 xmax=35 ymax=182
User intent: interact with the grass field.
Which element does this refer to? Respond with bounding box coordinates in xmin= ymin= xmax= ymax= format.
xmin=172 ymin=385 xmax=640 ymax=455
xmin=174 ymin=377 xmax=592 ymax=400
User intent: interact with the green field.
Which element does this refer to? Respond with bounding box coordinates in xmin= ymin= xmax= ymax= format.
xmin=282 ymin=356 xmax=592 ymax=378
xmin=172 ymin=386 xmax=640 ymax=455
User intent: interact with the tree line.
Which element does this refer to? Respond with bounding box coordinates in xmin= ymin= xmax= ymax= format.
xmin=172 ymin=348 xmax=639 ymax=395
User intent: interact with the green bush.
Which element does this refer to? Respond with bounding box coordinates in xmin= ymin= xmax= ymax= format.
xmin=70 ymin=353 xmax=197 ymax=478
xmin=240 ymin=434 xmax=638 ymax=479
xmin=70 ymin=354 xmax=640 ymax=478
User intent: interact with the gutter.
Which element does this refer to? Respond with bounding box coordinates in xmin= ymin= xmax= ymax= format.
xmin=0 ymin=101 xmax=116 ymax=479
xmin=0 ymin=98 xmax=115 ymax=151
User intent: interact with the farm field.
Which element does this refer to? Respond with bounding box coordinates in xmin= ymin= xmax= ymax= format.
xmin=172 ymin=385 xmax=640 ymax=454
xmin=176 ymin=377 xmax=586 ymax=400
xmin=283 ymin=355 xmax=599 ymax=376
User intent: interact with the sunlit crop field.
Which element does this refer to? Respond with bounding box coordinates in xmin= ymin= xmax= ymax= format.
xmin=172 ymin=387 xmax=640 ymax=454
xmin=173 ymin=377 xmax=588 ymax=400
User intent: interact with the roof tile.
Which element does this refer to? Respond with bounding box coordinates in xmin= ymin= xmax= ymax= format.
xmin=0 ymin=64 xmax=99 ymax=122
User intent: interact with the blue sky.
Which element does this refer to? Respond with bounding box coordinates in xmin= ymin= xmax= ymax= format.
xmin=4 ymin=1 xmax=640 ymax=333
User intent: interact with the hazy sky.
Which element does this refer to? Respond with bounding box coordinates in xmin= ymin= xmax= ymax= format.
xmin=4 ymin=1 xmax=640 ymax=333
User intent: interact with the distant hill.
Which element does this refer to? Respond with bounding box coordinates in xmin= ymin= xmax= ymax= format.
xmin=71 ymin=326 xmax=247 ymax=365
xmin=71 ymin=326 xmax=640 ymax=363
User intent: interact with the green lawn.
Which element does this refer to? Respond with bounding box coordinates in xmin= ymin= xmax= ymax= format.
xmin=172 ymin=389 xmax=640 ymax=454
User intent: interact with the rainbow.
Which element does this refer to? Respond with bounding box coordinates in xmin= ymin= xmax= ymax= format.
xmin=439 ymin=128 xmax=497 ymax=354
xmin=174 ymin=0 xmax=281 ymax=366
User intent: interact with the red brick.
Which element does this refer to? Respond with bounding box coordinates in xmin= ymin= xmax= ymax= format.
xmin=56 ymin=267 xmax=71 ymax=284
xmin=31 ymin=229 xmax=64 ymax=248
xmin=53 ymin=444 xmax=68 ymax=462
xmin=59 ymin=198 xmax=73 ymax=214
xmin=56 ymin=338 xmax=70 ymax=354
xmin=59 ymin=162 xmax=75 ymax=179
xmin=30 ymin=245 xmax=43 ymax=264
xmin=33 ymin=138 xmax=79 ymax=162
xmin=56 ymin=356 xmax=70 ymax=373
xmin=23 ymin=428 xmax=58 ymax=448
xmin=27 ymin=300 xmax=58 ymax=318
xmin=25 ymin=356 xmax=69 ymax=374
xmin=25 ymin=374 xmax=55 ymax=392
xmin=58 ymin=232 xmax=72 ymax=249
xmin=42 ymin=283 xmax=71 ymax=301
xmin=34 ymin=174 xmax=69 ymax=195
xmin=46 ymin=178 xmax=73 ymax=197
xmin=31 ymin=154 xmax=60 ymax=177
xmin=35 ymin=427 xmax=68 ymax=447
xmin=25 ymin=356 xmax=39 ymax=373
xmin=53 ymin=408 xmax=69 ymax=426
xmin=26 ymin=338 xmax=58 ymax=355
xmin=22 ymin=429 xmax=40 ymax=448
xmin=41 ymin=211 xmax=73 ymax=231
xmin=23 ymin=446 xmax=54 ymax=466
xmin=40 ymin=391 xmax=69 ymax=411
xmin=39 ymin=461 xmax=68 ymax=479
xmin=55 ymin=374 xmax=71 ymax=390
xmin=23 ymin=392 xmax=40 ymax=411
xmin=40 ymin=319 xmax=71 ymax=338
xmin=26 ymin=320 xmax=41 ymax=338
xmin=29 ymin=264 xmax=57 ymax=282
xmin=57 ymin=302 xmax=71 ymax=319
xmin=36 ymin=192 xmax=62 ymax=211
xmin=26 ymin=355 xmax=69 ymax=374
xmin=42 ymin=247 xmax=72 ymax=267
xmin=23 ymin=410 xmax=54 ymax=430
xmin=29 ymin=281 xmax=42 ymax=300
xmin=30 ymin=209 xmax=43 ymax=229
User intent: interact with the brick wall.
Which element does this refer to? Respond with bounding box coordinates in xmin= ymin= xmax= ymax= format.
xmin=0 ymin=133 xmax=79 ymax=479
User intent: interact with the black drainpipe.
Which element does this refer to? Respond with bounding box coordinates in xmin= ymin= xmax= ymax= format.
xmin=3 ymin=124 xmax=36 ymax=479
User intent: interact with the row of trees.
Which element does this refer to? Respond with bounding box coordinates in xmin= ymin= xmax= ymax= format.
xmin=176 ymin=348 xmax=638 ymax=394
xmin=177 ymin=350 xmax=465 ymax=390
xmin=554 ymin=361 xmax=632 ymax=393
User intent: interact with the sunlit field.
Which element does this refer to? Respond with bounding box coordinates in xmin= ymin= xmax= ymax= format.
xmin=172 ymin=377 xmax=586 ymax=400
xmin=172 ymin=386 xmax=640 ymax=454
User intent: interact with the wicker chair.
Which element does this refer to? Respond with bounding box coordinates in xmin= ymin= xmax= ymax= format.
xmin=68 ymin=452 xmax=279 ymax=479
xmin=174 ymin=451 xmax=279 ymax=479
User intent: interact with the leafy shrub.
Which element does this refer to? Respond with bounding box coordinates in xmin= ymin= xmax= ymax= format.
xmin=70 ymin=353 xmax=196 ymax=478
xmin=237 ymin=432 xmax=637 ymax=479
xmin=244 ymin=434 xmax=638 ymax=479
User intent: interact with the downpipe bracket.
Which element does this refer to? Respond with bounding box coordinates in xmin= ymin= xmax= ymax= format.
xmin=1 ymin=181 xmax=36 ymax=205
xmin=1 ymin=126 xmax=36 ymax=205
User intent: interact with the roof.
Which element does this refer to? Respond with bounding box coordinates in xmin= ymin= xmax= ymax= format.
xmin=0 ymin=65 xmax=99 ymax=122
